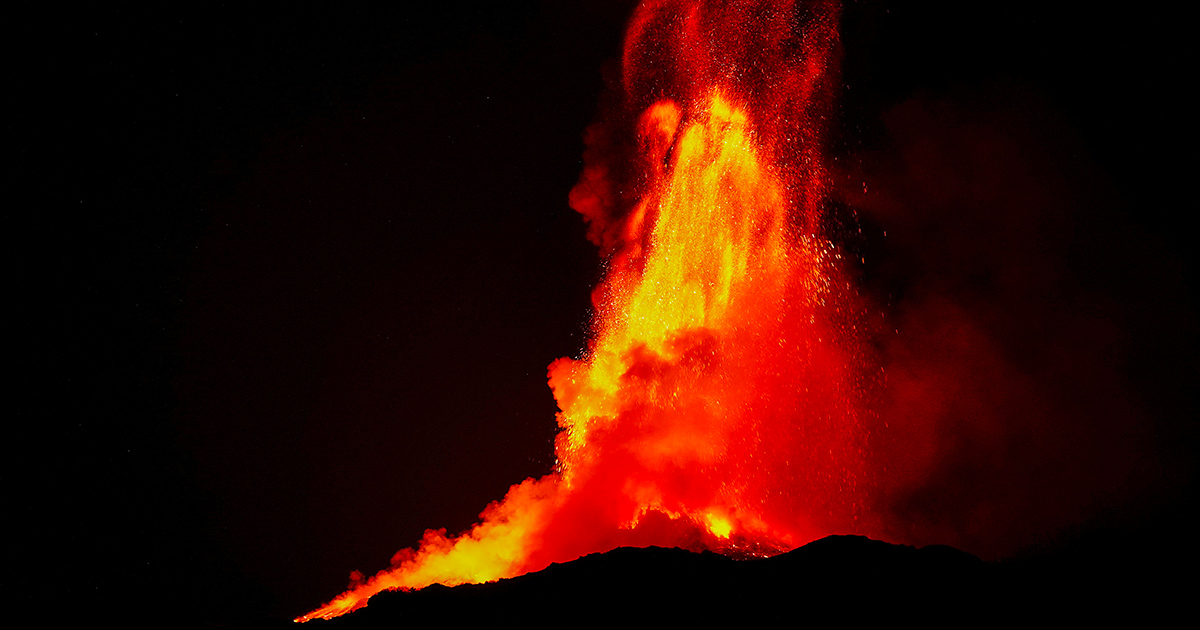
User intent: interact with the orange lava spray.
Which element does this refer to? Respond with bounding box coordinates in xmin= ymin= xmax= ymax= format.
xmin=296 ymin=1 xmax=866 ymax=621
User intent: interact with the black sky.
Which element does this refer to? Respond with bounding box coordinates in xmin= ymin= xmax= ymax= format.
xmin=14 ymin=2 xmax=1194 ymax=626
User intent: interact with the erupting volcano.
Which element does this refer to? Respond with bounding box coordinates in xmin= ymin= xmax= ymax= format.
xmin=299 ymin=1 xmax=863 ymax=621
xmin=297 ymin=0 xmax=1178 ymax=621
xmin=19 ymin=0 xmax=1189 ymax=625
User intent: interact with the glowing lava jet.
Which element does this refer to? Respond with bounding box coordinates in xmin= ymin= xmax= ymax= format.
xmin=298 ymin=0 xmax=868 ymax=621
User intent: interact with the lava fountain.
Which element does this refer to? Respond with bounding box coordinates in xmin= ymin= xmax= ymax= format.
xmin=298 ymin=0 xmax=869 ymax=621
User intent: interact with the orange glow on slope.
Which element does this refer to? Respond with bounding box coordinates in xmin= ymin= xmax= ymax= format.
xmin=298 ymin=1 xmax=863 ymax=622
xmin=705 ymin=511 xmax=734 ymax=539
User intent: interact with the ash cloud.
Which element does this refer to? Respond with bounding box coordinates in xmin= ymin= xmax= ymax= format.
xmin=839 ymin=83 xmax=1194 ymax=558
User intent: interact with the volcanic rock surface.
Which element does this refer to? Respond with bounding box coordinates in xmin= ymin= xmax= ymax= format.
xmin=259 ymin=533 xmax=1173 ymax=628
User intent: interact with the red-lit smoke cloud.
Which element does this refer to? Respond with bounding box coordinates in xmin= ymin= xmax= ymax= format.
xmin=838 ymin=84 xmax=1183 ymax=557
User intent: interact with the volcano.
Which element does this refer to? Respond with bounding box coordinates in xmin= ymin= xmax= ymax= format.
xmin=273 ymin=534 xmax=1182 ymax=628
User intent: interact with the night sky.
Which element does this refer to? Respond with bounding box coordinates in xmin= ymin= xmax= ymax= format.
xmin=15 ymin=2 xmax=1194 ymax=626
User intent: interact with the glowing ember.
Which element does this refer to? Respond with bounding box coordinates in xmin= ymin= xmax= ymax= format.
xmin=297 ymin=0 xmax=863 ymax=622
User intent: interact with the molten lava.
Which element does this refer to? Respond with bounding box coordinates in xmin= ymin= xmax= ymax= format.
xmin=298 ymin=0 xmax=865 ymax=621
